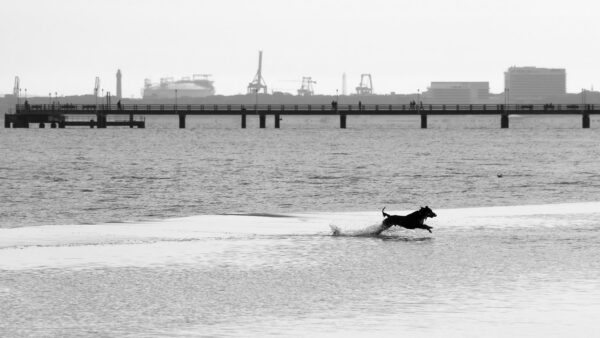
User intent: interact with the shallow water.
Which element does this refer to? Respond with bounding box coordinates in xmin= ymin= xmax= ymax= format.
xmin=1 ymin=204 xmax=600 ymax=337
xmin=1 ymin=116 xmax=600 ymax=336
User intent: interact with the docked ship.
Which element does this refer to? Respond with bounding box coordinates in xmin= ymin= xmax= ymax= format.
xmin=142 ymin=74 xmax=215 ymax=99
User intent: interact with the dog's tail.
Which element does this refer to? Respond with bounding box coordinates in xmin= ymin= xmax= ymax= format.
xmin=382 ymin=207 xmax=390 ymax=218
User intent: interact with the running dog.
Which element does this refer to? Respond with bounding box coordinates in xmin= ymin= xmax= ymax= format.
xmin=381 ymin=206 xmax=437 ymax=233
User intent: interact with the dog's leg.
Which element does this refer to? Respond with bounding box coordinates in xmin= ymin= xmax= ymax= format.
xmin=419 ymin=224 xmax=433 ymax=233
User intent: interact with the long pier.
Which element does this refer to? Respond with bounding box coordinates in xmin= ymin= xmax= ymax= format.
xmin=4 ymin=103 xmax=598 ymax=129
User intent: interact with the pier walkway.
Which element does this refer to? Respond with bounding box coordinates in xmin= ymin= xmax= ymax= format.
xmin=4 ymin=103 xmax=598 ymax=129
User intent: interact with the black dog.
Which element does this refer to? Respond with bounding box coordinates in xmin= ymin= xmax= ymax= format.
xmin=381 ymin=206 xmax=437 ymax=233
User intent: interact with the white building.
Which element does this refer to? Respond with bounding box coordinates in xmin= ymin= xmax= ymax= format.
xmin=425 ymin=82 xmax=489 ymax=103
xmin=504 ymin=67 xmax=566 ymax=102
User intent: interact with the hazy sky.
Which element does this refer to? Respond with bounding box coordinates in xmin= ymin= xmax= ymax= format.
xmin=1 ymin=0 xmax=599 ymax=97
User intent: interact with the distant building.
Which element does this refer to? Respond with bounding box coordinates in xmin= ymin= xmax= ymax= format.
xmin=425 ymin=82 xmax=489 ymax=103
xmin=116 ymin=69 xmax=122 ymax=100
xmin=143 ymin=74 xmax=215 ymax=99
xmin=504 ymin=67 xmax=566 ymax=102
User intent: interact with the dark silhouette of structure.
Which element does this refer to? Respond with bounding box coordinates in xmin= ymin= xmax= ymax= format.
xmin=247 ymin=51 xmax=267 ymax=94
xmin=4 ymin=102 xmax=597 ymax=130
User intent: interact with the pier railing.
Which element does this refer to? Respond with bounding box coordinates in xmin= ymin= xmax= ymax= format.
xmin=6 ymin=103 xmax=596 ymax=129
xmin=14 ymin=103 xmax=598 ymax=115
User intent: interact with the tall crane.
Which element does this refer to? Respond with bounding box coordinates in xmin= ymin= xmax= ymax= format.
xmin=356 ymin=74 xmax=373 ymax=95
xmin=247 ymin=51 xmax=268 ymax=94
xmin=297 ymin=77 xmax=316 ymax=96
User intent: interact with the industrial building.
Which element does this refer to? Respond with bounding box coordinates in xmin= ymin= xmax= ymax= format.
xmin=143 ymin=75 xmax=215 ymax=99
xmin=504 ymin=67 xmax=566 ymax=102
xmin=425 ymin=82 xmax=489 ymax=103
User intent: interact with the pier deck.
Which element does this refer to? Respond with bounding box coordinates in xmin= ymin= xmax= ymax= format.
xmin=4 ymin=103 xmax=598 ymax=129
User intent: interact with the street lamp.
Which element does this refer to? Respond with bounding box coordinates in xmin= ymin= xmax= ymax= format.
xmin=175 ymin=89 xmax=178 ymax=109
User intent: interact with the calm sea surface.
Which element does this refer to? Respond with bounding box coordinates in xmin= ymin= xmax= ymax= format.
xmin=1 ymin=115 xmax=599 ymax=337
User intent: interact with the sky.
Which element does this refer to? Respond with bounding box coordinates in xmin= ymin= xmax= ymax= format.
xmin=1 ymin=0 xmax=599 ymax=97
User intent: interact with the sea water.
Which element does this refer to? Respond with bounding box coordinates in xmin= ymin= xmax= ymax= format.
xmin=1 ymin=115 xmax=599 ymax=337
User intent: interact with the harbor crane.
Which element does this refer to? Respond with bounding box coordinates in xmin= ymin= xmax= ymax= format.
xmin=356 ymin=74 xmax=373 ymax=95
xmin=297 ymin=77 xmax=316 ymax=96
xmin=247 ymin=51 xmax=268 ymax=94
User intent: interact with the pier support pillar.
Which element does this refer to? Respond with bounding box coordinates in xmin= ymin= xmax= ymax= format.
xmin=420 ymin=114 xmax=428 ymax=129
xmin=13 ymin=116 xmax=27 ymax=128
xmin=50 ymin=122 xmax=57 ymax=128
xmin=96 ymin=114 xmax=106 ymax=128
xmin=241 ymin=114 xmax=246 ymax=128
xmin=4 ymin=115 xmax=9 ymax=128
xmin=501 ymin=114 xmax=509 ymax=129
xmin=259 ymin=114 xmax=266 ymax=128
xmin=39 ymin=123 xmax=45 ymax=128
xmin=583 ymin=114 xmax=590 ymax=128
xmin=129 ymin=113 xmax=134 ymax=128
xmin=178 ymin=113 xmax=186 ymax=129
xmin=340 ymin=114 xmax=347 ymax=129
xmin=59 ymin=122 xmax=65 ymax=128
xmin=274 ymin=114 xmax=280 ymax=128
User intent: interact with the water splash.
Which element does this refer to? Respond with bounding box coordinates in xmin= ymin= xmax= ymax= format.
xmin=329 ymin=222 xmax=387 ymax=237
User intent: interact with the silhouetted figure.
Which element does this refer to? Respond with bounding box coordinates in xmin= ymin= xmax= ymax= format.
xmin=117 ymin=100 xmax=122 ymax=110
xmin=358 ymin=101 xmax=362 ymax=110
xmin=24 ymin=100 xmax=30 ymax=111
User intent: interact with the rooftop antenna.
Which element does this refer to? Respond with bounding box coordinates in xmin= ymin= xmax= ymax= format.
xmin=247 ymin=51 xmax=268 ymax=94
